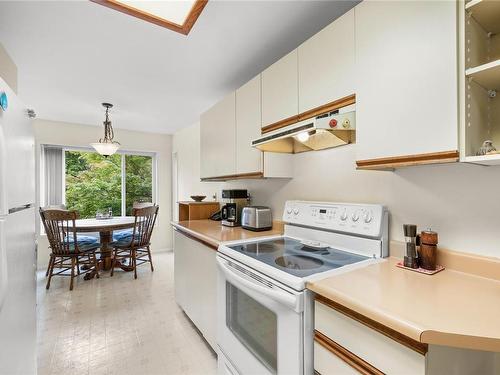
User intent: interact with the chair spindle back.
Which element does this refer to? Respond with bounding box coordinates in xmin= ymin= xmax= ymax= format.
xmin=130 ymin=205 xmax=159 ymax=248
xmin=39 ymin=208 xmax=78 ymax=255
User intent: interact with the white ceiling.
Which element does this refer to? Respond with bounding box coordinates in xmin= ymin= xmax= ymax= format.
xmin=0 ymin=0 xmax=357 ymax=134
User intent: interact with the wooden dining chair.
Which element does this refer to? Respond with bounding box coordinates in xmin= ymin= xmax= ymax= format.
xmin=111 ymin=201 xmax=153 ymax=244
xmin=111 ymin=205 xmax=159 ymax=279
xmin=39 ymin=208 xmax=100 ymax=290
xmin=41 ymin=204 xmax=67 ymax=277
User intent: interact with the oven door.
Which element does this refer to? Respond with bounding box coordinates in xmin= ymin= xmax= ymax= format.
xmin=217 ymin=254 xmax=304 ymax=375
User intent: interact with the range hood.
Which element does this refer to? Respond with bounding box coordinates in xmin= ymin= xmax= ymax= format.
xmin=252 ymin=105 xmax=355 ymax=153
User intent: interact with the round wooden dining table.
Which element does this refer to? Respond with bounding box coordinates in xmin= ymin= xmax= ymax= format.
xmin=70 ymin=216 xmax=136 ymax=277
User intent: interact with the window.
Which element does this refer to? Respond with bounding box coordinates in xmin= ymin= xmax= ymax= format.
xmin=65 ymin=151 xmax=123 ymax=218
xmin=125 ymin=154 xmax=153 ymax=215
xmin=41 ymin=146 xmax=155 ymax=219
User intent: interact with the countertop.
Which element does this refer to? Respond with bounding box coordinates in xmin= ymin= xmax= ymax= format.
xmin=171 ymin=219 xmax=284 ymax=249
xmin=171 ymin=220 xmax=500 ymax=352
xmin=308 ymin=255 xmax=500 ymax=352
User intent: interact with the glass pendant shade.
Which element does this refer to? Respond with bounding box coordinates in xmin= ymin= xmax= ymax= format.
xmin=90 ymin=141 xmax=120 ymax=156
xmin=91 ymin=102 xmax=120 ymax=156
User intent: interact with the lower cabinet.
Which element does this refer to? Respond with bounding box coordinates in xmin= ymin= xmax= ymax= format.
xmin=315 ymin=300 xmax=425 ymax=375
xmin=314 ymin=298 xmax=500 ymax=375
xmin=174 ymin=230 xmax=217 ymax=350
xmin=314 ymin=340 xmax=361 ymax=375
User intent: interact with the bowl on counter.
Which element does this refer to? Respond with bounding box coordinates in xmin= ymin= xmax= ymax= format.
xmin=190 ymin=195 xmax=206 ymax=202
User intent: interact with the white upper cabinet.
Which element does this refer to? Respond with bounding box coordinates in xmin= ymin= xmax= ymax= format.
xmin=261 ymin=50 xmax=298 ymax=127
xmin=355 ymin=1 xmax=459 ymax=167
xmin=200 ymin=92 xmax=236 ymax=179
xmin=298 ymin=9 xmax=355 ymax=113
xmin=236 ymin=75 xmax=262 ymax=174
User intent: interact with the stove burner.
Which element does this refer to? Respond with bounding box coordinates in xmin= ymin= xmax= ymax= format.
xmin=275 ymin=255 xmax=323 ymax=270
xmin=239 ymin=242 xmax=280 ymax=254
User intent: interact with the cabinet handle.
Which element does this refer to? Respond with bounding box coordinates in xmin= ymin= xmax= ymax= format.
xmin=314 ymin=330 xmax=385 ymax=375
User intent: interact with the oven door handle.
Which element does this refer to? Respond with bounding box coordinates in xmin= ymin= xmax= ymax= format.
xmin=217 ymin=257 xmax=301 ymax=312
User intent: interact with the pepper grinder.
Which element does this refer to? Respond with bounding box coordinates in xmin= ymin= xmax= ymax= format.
xmin=419 ymin=229 xmax=438 ymax=270
xmin=403 ymin=224 xmax=419 ymax=269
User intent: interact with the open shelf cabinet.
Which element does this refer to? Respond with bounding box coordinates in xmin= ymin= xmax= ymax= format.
xmin=462 ymin=0 xmax=500 ymax=164
xmin=463 ymin=153 xmax=500 ymax=165
xmin=466 ymin=59 xmax=500 ymax=90
xmin=465 ymin=0 xmax=500 ymax=34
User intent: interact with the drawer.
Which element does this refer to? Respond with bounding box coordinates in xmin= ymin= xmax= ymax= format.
xmin=315 ymin=299 xmax=426 ymax=374
xmin=315 ymin=334 xmax=381 ymax=375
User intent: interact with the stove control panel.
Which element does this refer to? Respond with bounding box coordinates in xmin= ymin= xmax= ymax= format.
xmin=282 ymin=201 xmax=387 ymax=238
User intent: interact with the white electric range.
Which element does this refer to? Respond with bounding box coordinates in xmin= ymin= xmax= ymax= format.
xmin=216 ymin=201 xmax=388 ymax=375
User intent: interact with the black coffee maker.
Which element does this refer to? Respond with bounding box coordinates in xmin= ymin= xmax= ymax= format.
xmin=220 ymin=189 xmax=249 ymax=227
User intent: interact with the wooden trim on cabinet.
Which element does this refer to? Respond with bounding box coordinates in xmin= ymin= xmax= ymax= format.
xmin=356 ymin=150 xmax=459 ymax=170
xmin=173 ymin=228 xmax=218 ymax=251
xmin=89 ymin=0 xmax=208 ymax=35
xmin=299 ymin=94 xmax=356 ymax=122
xmin=261 ymin=94 xmax=356 ymax=134
xmin=261 ymin=115 xmax=300 ymax=134
xmin=200 ymin=171 xmax=264 ymax=182
xmin=315 ymin=330 xmax=385 ymax=375
xmin=315 ymin=294 xmax=429 ymax=355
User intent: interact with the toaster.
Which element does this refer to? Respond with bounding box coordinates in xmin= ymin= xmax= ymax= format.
xmin=241 ymin=206 xmax=273 ymax=231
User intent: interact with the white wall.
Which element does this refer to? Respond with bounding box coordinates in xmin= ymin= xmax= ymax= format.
xmin=0 ymin=42 xmax=17 ymax=94
xmin=172 ymin=122 xmax=275 ymax=218
xmin=173 ymin=122 xmax=500 ymax=258
xmin=35 ymin=119 xmax=172 ymax=268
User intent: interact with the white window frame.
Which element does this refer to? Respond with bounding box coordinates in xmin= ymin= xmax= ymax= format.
xmin=42 ymin=144 xmax=157 ymax=216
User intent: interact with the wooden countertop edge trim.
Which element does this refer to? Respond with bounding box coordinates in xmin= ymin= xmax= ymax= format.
xmin=356 ymin=150 xmax=459 ymax=170
xmin=171 ymin=225 xmax=219 ymax=251
xmin=314 ymin=330 xmax=384 ymax=375
xmin=420 ymin=330 xmax=500 ymax=353
xmin=315 ymin=294 xmax=428 ymax=355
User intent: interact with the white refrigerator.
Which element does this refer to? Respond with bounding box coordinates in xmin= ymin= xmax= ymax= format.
xmin=0 ymin=77 xmax=36 ymax=374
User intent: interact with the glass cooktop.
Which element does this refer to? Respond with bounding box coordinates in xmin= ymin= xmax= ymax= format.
xmin=228 ymin=237 xmax=368 ymax=278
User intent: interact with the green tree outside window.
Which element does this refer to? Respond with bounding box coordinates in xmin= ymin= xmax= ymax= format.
xmin=65 ymin=151 xmax=153 ymax=219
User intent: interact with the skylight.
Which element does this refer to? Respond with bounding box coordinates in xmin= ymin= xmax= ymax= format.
xmin=90 ymin=0 xmax=208 ymax=35
xmin=117 ymin=1 xmax=195 ymax=25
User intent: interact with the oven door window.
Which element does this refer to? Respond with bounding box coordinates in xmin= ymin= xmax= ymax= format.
xmin=226 ymin=282 xmax=278 ymax=374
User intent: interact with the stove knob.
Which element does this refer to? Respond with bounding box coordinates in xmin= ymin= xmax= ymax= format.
xmin=340 ymin=209 xmax=348 ymax=221
xmin=286 ymin=207 xmax=292 ymax=214
xmin=293 ymin=208 xmax=299 ymax=215
xmin=352 ymin=211 xmax=360 ymax=222
xmin=364 ymin=211 xmax=373 ymax=223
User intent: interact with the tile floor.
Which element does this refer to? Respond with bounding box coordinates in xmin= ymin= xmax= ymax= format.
xmin=37 ymin=252 xmax=217 ymax=375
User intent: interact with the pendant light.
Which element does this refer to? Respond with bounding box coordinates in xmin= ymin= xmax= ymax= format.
xmin=90 ymin=102 xmax=120 ymax=156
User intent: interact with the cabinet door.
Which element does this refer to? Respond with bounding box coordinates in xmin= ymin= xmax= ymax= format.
xmin=315 ymin=301 xmax=426 ymax=374
xmin=261 ymin=50 xmax=298 ymax=128
xmin=200 ymin=92 xmax=236 ymax=178
xmin=314 ymin=341 xmax=360 ymax=375
xmin=355 ymin=1 xmax=458 ymax=162
xmin=236 ymin=75 xmax=263 ymax=174
xmin=298 ymin=9 xmax=355 ymax=113
xmin=173 ymin=231 xmax=217 ymax=350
